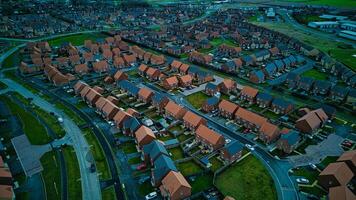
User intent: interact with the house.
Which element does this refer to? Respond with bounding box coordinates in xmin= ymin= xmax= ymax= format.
xmin=113 ymin=110 xmax=132 ymax=128
xmin=152 ymin=92 xmax=169 ymax=113
xmin=313 ymin=80 xmax=332 ymax=95
xmin=241 ymin=55 xmax=254 ymax=66
xmin=318 ymin=162 xmax=353 ymax=189
xmin=93 ymin=60 xmax=109 ymax=73
xmin=221 ymin=60 xmax=237 ymax=73
xmin=117 ymin=80 xmax=140 ymax=97
xmin=321 ymin=104 xmax=337 ymax=119
xmin=122 ymin=54 xmax=137 ymax=65
xmin=170 ymin=60 xmax=182 ymax=72
xmin=79 ymin=85 xmax=91 ymax=99
xmin=74 ymin=63 xmax=89 ymax=75
xmin=146 ymin=67 xmax=161 ymax=81
xmin=160 ymin=171 xmax=192 ymax=200
xmin=179 ymin=75 xmax=193 ymax=88
xmin=84 ymin=88 xmax=102 ymax=107
xmin=205 ymin=82 xmax=220 ymax=96
xmin=142 ymin=140 xmax=169 ymax=164
xmin=337 ymin=150 xmax=356 ymax=174
xmin=102 ymin=101 xmax=119 ymax=120
xmin=240 ymin=86 xmax=259 ymax=103
xmin=298 ymin=77 xmax=315 ymax=92
xmin=218 ymin=44 xmax=241 ymax=56
xmin=113 ymin=56 xmax=126 ymax=68
xmin=235 ymin=108 xmax=267 ymax=131
xmin=295 ymin=108 xmax=328 ymax=134
xmin=196 ymin=71 xmax=213 ymax=84
xmin=218 ymin=79 xmax=236 ymax=94
xmin=179 ymin=64 xmax=190 ymax=75
xmin=183 ymin=111 xmax=206 ymax=130
xmin=0 ymin=168 xmax=12 ymax=186
xmin=285 ymin=72 xmax=300 ymax=88
xmin=220 ymin=141 xmax=244 ymax=163
xmin=138 ymin=87 xmax=154 ymax=103
xmin=164 ymin=101 xmax=187 ymax=120
xmin=276 ymin=130 xmax=300 ymax=154
xmin=138 ymin=64 xmax=148 ymax=75
xmin=152 ymin=154 xmax=178 ymax=186
xmin=127 ymin=108 xmax=140 ymax=118
xmin=256 ymin=92 xmax=273 ymax=108
xmin=252 ymin=50 xmax=270 ymax=62
xmin=0 ymin=185 xmax=13 ymax=200
xmin=195 ymin=125 xmax=225 ymax=151
xmin=123 ymin=117 xmax=141 ymax=136
xmin=95 ymin=97 xmax=108 ymax=113
xmin=330 ymin=86 xmax=349 ymax=102
xmin=249 ymin=70 xmax=265 ymax=84
xmin=135 ymin=125 xmax=156 ymax=148
xmin=271 ymin=98 xmax=294 ymax=114
xmin=269 ymin=47 xmax=280 ymax=56
xmin=83 ymin=51 xmax=94 ymax=63
xmin=346 ymin=89 xmax=356 ymax=106
xmin=162 ymin=76 xmax=179 ymax=90
xmin=259 ymin=122 xmax=280 ymax=144
xmin=274 ymin=60 xmax=285 ymax=72
xmin=202 ymin=96 xmax=220 ymax=113
xmin=263 ymin=63 xmax=277 ymax=78
xmin=329 ymin=185 xmax=356 ymax=200
xmin=73 ymin=81 xmax=88 ymax=95
xmin=189 ymin=51 xmax=212 ymax=65
xmin=218 ymin=100 xmax=239 ymax=119
xmin=114 ymin=71 xmax=128 ymax=81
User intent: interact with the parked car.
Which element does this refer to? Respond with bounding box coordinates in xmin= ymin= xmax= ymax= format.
xmin=296 ymin=178 xmax=309 ymax=184
xmin=145 ymin=192 xmax=157 ymax=200
xmin=245 ymin=144 xmax=254 ymax=151
xmin=138 ymin=176 xmax=150 ymax=184
xmin=136 ymin=163 xmax=147 ymax=171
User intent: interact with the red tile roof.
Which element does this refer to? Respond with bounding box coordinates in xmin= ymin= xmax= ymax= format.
xmin=235 ymin=108 xmax=267 ymax=127
xmin=218 ymin=100 xmax=239 ymax=114
xmin=196 ymin=125 xmax=225 ymax=146
xmin=241 ymin=86 xmax=259 ymax=98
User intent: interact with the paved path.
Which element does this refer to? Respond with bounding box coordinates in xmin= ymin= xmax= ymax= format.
xmin=289 ymin=134 xmax=344 ymax=168
xmin=0 ymin=77 xmax=102 ymax=200
xmin=182 ymin=75 xmax=224 ymax=96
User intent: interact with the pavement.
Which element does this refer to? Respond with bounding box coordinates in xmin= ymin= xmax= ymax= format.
xmin=181 ymin=75 xmax=224 ymax=96
xmin=289 ymin=134 xmax=344 ymax=168
xmin=0 ymin=77 xmax=102 ymax=200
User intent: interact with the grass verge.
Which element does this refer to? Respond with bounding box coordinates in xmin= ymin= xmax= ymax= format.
xmin=63 ymin=146 xmax=82 ymax=200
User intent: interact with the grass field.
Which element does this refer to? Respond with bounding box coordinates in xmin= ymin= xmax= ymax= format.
xmin=63 ymin=147 xmax=82 ymax=200
xmin=189 ymin=174 xmax=214 ymax=194
xmin=276 ymin=0 xmax=356 ymax=8
xmin=186 ymin=91 xmax=209 ymax=109
xmin=292 ymin=167 xmax=319 ymax=183
xmin=177 ymin=160 xmax=203 ymax=176
xmin=0 ymin=81 xmax=8 ymax=90
xmin=215 ymin=155 xmax=277 ymax=200
xmin=210 ymin=37 xmax=236 ymax=47
xmin=48 ymin=33 xmax=107 ymax=47
xmin=0 ymin=95 xmax=51 ymax=145
xmin=1 ymin=49 xmax=21 ymax=68
xmin=169 ymin=146 xmax=185 ymax=160
xmin=54 ymin=102 xmax=86 ymax=126
xmin=128 ymin=156 xmax=142 ymax=165
xmin=101 ymin=186 xmax=116 ymax=200
xmin=209 ymin=156 xmax=223 ymax=172
xmin=41 ymin=151 xmax=61 ymax=200
xmin=302 ymin=69 xmax=329 ymax=80
xmin=83 ymin=128 xmax=111 ymax=180
xmin=138 ymin=181 xmax=154 ymax=196
xmin=120 ymin=140 xmax=138 ymax=154
xmin=293 ymin=14 xmax=326 ymax=25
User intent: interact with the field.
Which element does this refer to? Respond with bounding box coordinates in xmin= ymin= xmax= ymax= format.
xmin=0 ymin=95 xmax=51 ymax=145
xmin=215 ymin=155 xmax=277 ymax=200
xmin=63 ymin=147 xmax=82 ymax=200
xmin=168 ymin=146 xmax=185 ymax=160
xmin=83 ymin=128 xmax=111 ymax=180
xmin=251 ymin=21 xmax=356 ymax=71
xmin=293 ymin=14 xmax=326 ymax=25
xmin=48 ymin=33 xmax=107 ymax=47
xmin=185 ymin=91 xmax=209 ymax=109
xmin=189 ymin=174 xmax=214 ymax=194
xmin=177 ymin=160 xmax=203 ymax=176
xmin=54 ymin=102 xmax=86 ymax=126
xmin=302 ymin=69 xmax=329 ymax=80
xmin=101 ymin=186 xmax=116 ymax=200
xmin=275 ymin=0 xmax=356 ymax=8
xmin=292 ymin=167 xmax=319 ymax=183
xmin=41 ymin=151 xmax=61 ymax=200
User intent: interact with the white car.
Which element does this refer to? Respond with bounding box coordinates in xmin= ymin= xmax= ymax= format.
xmin=245 ymin=144 xmax=255 ymax=151
xmin=296 ymin=178 xmax=309 ymax=184
xmin=145 ymin=192 xmax=157 ymax=200
xmin=225 ymin=139 xmax=231 ymax=144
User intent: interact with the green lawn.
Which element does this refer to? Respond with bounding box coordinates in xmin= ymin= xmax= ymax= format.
xmin=83 ymin=128 xmax=111 ymax=180
xmin=157 ymin=133 xmax=175 ymax=141
xmin=177 ymin=134 xmax=192 ymax=142
xmin=101 ymin=186 xmax=116 ymax=200
xmin=215 ymin=155 xmax=277 ymax=200
xmin=169 ymin=147 xmax=184 ymax=160
xmin=292 ymin=167 xmax=319 ymax=183
xmin=277 ymin=0 xmax=356 ymax=8
xmin=128 ymin=156 xmax=142 ymax=165
xmin=295 ymin=138 xmax=318 ymax=154
xmin=299 ymin=185 xmax=327 ymax=197
xmin=1 ymin=49 xmax=21 ymax=68
xmin=138 ymin=181 xmax=154 ymax=196
xmin=209 ymin=156 xmax=223 ymax=172
xmin=168 ymin=125 xmax=184 ymax=134
xmin=120 ymin=140 xmax=138 ymax=154
xmin=263 ymin=110 xmax=280 ymax=120
xmin=48 ymin=33 xmax=107 ymax=47
xmin=41 ymin=151 xmax=61 ymax=200
xmin=63 ymin=147 xmax=82 ymax=200
xmin=54 ymin=102 xmax=86 ymax=126
xmin=0 ymin=95 xmax=51 ymax=145
xmin=293 ymin=14 xmax=326 ymax=25
xmin=189 ymin=174 xmax=214 ymax=194
xmin=329 ymin=48 xmax=356 ymax=71
xmin=302 ymin=69 xmax=329 ymax=80
xmin=177 ymin=160 xmax=203 ymax=176
xmin=186 ymin=91 xmax=209 ymax=109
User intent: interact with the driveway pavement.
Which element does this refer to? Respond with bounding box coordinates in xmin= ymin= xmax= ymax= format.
xmin=289 ymin=134 xmax=344 ymax=168
xmin=182 ymin=75 xmax=224 ymax=96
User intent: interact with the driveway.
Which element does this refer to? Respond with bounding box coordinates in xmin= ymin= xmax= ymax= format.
xmin=289 ymin=134 xmax=344 ymax=168
xmin=182 ymin=75 xmax=224 ymax=96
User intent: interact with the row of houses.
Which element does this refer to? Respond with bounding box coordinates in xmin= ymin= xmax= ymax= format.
xmin=0 ymin=156 xmax=13 ymax=200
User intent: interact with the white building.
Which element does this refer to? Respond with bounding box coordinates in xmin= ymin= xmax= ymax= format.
xmin=339 ymin=30 xmax=356 ymax=41
xmin=340 ymin=23 xmax=356 ymax=32
xmin=319 ymin=14 xmax=348 ymax=21
xmin=308 ymin=21 xmax=339 ymax=30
